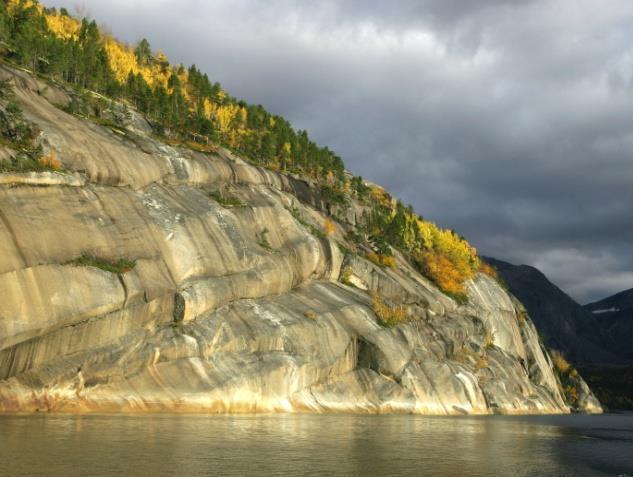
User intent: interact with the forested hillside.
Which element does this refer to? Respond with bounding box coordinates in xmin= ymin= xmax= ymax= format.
xmin=0 ymin=0 xmax=493 ymax=301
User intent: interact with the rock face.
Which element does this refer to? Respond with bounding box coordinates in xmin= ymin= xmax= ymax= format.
xmin=0 ymin=65 xmax=598 ymax=414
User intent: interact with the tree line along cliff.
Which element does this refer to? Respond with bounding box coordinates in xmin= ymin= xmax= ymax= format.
xmin=1 ymin=0 xmax=491 ymax=302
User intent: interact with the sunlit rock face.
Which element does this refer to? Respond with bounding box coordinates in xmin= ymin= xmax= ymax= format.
xmin=0 ymin=65 xmax=600 ymax=414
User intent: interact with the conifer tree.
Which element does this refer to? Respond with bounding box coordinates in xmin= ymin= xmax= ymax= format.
xmin=135 ymin=38 xmax=151 ymax=66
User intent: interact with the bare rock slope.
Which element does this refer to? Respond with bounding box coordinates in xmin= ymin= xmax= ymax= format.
xmin=0 ymin=66 xmax=600 ymax=414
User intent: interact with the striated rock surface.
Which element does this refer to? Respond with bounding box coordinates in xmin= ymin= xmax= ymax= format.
xmin=0 ymin=65 xmax=599 ymax=414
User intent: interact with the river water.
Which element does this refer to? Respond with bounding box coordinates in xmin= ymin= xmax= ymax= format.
xmin=1 ymin=413 xmax=632 ymax=476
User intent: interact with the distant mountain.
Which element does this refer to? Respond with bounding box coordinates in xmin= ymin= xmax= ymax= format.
xmin=585 ymin=288 xmax=633 ymax=362
xmin=485 ymin=258 xmax=619 ymax=365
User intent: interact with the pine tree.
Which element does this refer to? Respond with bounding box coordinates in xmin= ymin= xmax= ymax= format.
xmin=135 ymin=38 xmax=151 ymax=66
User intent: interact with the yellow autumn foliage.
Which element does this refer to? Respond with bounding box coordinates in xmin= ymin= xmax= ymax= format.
xmin=479 ymin=261 xmax=498 ymax=279
xmin=409 ymin=215 xmax=480 ymax=297
xmin=103 ymin=37 xmax=141 ymax=84
xmin=8 ymin=0 xmax=40 ymax=12
xmin=324 ymin=218 xmax=336 ymax=236
xmin=211 ymin=103 xmax=249 ymax=147
xmin=216 ymin=89 xmax=227 ymax=103
xmin=369 ymin=185 xmax=392 ymax=208
xmin=215 ymin=103 xmax=237 ymax=132
xmin=145 ymin=51 xmax=171 ymax=89
xmin=381 ymin=255 xmax=397 ymax=268
xmin=371 ymin=292 xmax=408 ymax=327
xmin=33 ymin=1 xmax=484 ymax=306
xmin=393 ymin=210 xmax=420 ymax=252
xmin=42 ymin=10 xmax=173 ymax=90
xmin=202 ymin=98 xmax=214 ymax=119
xmin=45 ymin=12 xmax=80 ymax=40
xmin=550 ymin=350 xmax=572 ymax=375
xmin=176 ymin=67 xmax=189 ymax=100
xmin=37 ymin=150 xmax=61 ymax=170
xmin=366 ymin=251 xmax=396 ymax=269
xmin=416 ymin=250 xmax=474 ymax=298
xmin=415 ymin=220 xmax=434 ymax=250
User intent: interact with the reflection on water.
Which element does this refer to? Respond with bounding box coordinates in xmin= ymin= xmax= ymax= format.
xmin=1 ymin=413 xmax=632 ymax=476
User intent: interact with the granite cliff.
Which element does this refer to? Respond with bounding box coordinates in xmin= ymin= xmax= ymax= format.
xmin=486 ymin=258 xmax=633 ymax=409
xmin=0 ymin=64 xmax=601 ymax=414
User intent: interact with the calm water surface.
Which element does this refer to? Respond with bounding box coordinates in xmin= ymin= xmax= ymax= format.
xmin=1 ymin=412 xmax=632 ymax=476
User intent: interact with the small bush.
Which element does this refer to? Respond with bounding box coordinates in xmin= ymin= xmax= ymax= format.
xmin=308 ymin=224 xmax=325 ymax=239
xmin=208 ymin=190 xmax=244 ymax=207
xmin=94 ymin=117 xmax=125 ymax=131
xmin=369 ymin=185 xmax=392 ymax=208
xmin=550 ymin=349 xmax=572 ymax=374
xmin=346 ymin=229 xmax=364 ymax=245
xmin=475 ymin=354 xmax=489 ymax=370
xmin=320 ymin=184 xmax=348 ymax=207
xmin=548 ymin=349 xmax=584 ymax=408
xmin=68 ymin=254 xmax=136 ymax=274
xmin=479 ymin=260 xmax=511 ymax=290
xmin=452 ymin=344 xmax=474 ymax=364
xmin=185 ymin=140 xmax=217 ymax=153
xmin=257 ymin=228 xmax=273 ymax=251
xmin=483 ymin=329 xmax=495 ymax=349
xmin=564 ymin=384 xmax=578 ymax=404
xmin=0 ymin=80 xmax=12 ymax=101
xmin=340 ymin=266 xmax=353 ymax=285
xmin=324 ymin=218 xmax=336 ymax=236
xmin=286 ymin=205 xmax=326 ymax=239
xmin=366 ymin=251 xmax=396 ymax=269
xmin=0 ymin=149 xmax=63 ymax=173
xmin=444 ymin=290 xmax=468 ymax=305
xmin=452 ymin=343 xmax=488 ymax=371
xmin=366 ymin=252 xmax=380 ymax=266
xmin=37 ymin=150 xmax=62 ymax=170
xmin=371 ymin=292 xmax=408 ymax=327
xmin=381 ymin=255 xmax=397 ymax=268
xmin=0 ymin=102 xmax=37 ymax=147
xmin=0 ymin=88 xmax=63 ymax=174
xmin=304 ymin=311 xmax=317 ymax=320
xmin=287 ymin=205 xmax=308 ymax=226
xmin=479 ymin=261 xmax=498 ymax=279
xmin=415 ymin=250 xmax=471 ymax=302
xmin=336 ymin=242 xmax=350 ymax=257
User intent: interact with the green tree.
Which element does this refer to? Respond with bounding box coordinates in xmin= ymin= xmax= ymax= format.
xmin=135 ymin=38 xmax=151 ymax=66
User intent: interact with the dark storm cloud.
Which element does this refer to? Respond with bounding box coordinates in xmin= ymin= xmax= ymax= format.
xmin=48 ymin=0 xmax=633 ymax=302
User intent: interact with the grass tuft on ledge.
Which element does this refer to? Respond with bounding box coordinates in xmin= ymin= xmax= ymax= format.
xmin=68 ymin=254 xmax=136 ymax=274
xmin=256 ymin=228 xmax=273 ymax=251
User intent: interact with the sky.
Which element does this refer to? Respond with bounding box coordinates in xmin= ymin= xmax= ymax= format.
xmin=47 ymin=0 xmax=633 ymax=303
